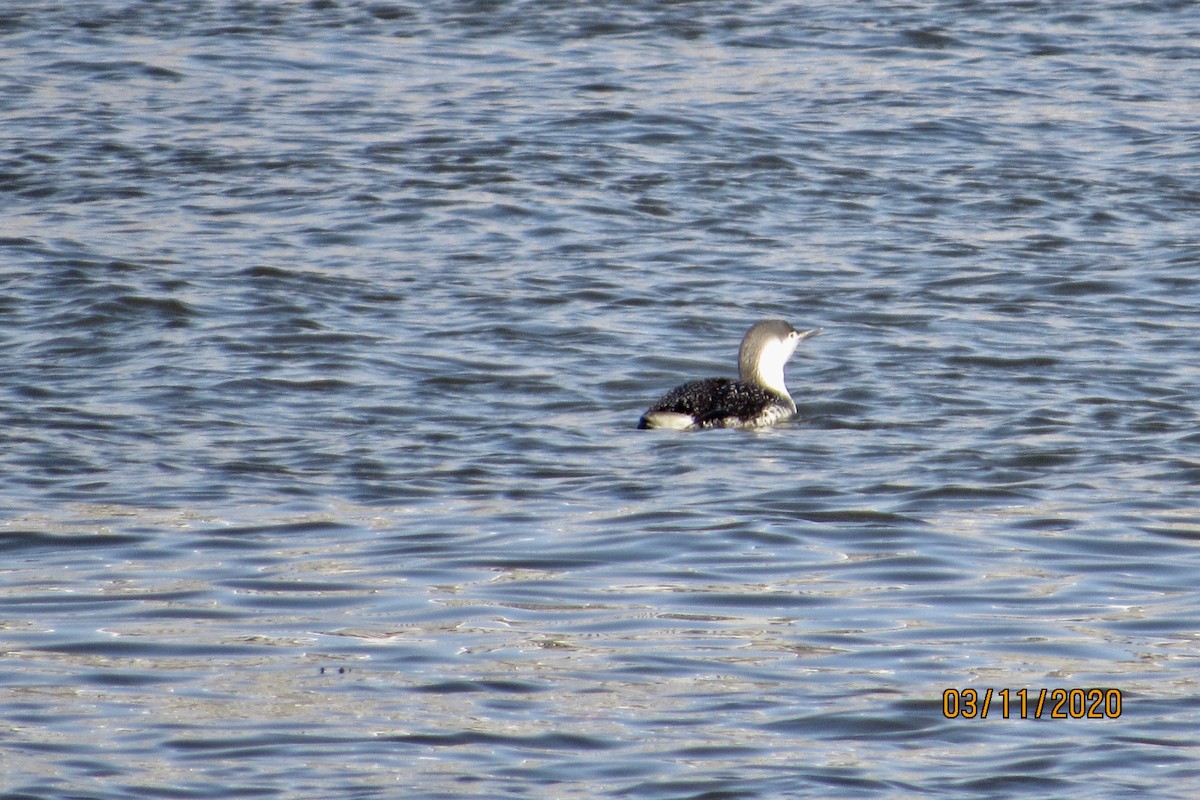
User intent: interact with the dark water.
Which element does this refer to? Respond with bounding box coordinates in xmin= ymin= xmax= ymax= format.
xmin=3 ymin=1 xmax=1200 ymax=797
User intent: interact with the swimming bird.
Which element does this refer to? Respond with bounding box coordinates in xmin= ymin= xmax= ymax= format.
xmin=637 ymin=320 xmax=820 ymax=430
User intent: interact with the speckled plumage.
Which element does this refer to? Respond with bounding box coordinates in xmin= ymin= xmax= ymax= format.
xmin=637 ymin=377 xmax=794 ymax=429
xmin=637 ymin=320 xmax=820 ymax=431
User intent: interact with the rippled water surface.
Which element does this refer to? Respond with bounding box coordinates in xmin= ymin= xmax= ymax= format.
xmin=4 ymin=1 xmax=1200 ymax=797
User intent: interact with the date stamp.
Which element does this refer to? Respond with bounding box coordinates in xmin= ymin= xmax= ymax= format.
xmin=942 ymin=688 xmax=1122 ymax=719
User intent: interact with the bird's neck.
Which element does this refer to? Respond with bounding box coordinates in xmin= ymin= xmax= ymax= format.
xmin=741 ymin=347 xmax=792 ymax=404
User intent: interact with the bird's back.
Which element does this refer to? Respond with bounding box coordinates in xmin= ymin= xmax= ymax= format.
xmin=638 ymin=377 xmax=792 ymax=430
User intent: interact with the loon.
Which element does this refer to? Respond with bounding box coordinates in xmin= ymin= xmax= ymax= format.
xmin=638 ymin=320 xmax=820 ymax=430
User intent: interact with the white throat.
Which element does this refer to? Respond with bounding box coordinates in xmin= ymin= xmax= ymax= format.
xmin=742 ymin=337 xmax=797 ymax=402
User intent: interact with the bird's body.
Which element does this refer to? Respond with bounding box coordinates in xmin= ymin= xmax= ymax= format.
xmin=638 ymin=320 xmax=820 ymax=430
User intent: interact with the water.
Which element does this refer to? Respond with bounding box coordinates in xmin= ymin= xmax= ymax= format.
xmin=3 ymin=1 xmax=1200 ymax=797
